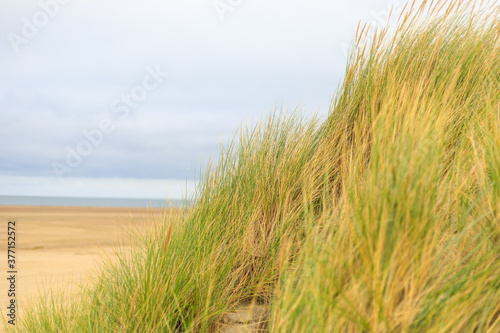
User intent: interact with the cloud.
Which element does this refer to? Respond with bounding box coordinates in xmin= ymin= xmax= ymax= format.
xmin=0 ymin=175 xmax=195 ymax=199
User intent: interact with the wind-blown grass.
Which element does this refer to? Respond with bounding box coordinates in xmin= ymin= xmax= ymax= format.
xmin=10 ymin=0 xmax=500 ymax=331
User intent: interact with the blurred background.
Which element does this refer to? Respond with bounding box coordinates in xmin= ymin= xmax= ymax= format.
xmin=0 ymin=0 xmax=410 ymax=201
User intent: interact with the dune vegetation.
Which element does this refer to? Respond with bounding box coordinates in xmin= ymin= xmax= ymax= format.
xmin=10 ymin=0 xmax=500 ymax=331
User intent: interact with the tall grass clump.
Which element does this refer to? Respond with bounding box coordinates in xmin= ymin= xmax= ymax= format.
xmin=272 ymin=0 xmax=500 ymax=331
xmin=11 ymin=0 xmax=500 ymax=332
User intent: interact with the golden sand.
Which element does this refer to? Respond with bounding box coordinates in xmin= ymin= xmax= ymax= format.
xmin=0 ymin=205 xmax=163 ymax=315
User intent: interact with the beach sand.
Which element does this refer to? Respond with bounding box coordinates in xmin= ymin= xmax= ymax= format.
xmin=0 ymin=205 xmax=164 ymax=318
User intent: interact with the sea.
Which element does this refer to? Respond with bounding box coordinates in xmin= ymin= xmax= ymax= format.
xmin=0 ymin=195 xmax=189 ymax=208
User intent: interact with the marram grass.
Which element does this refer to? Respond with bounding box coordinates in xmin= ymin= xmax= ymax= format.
xmin=9 ymin=0 xmax=500 ymax=331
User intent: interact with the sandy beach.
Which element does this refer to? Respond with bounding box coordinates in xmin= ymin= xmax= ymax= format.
xmin=0 ymin=205 xmax=164 ymax=317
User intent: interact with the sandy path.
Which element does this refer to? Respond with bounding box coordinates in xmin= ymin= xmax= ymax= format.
xmin=0 ymin=205 xmax=164 ymax=321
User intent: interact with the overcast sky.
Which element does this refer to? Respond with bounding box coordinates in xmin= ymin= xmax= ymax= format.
xmin=0 ymin=0 xmax=416 ymax=199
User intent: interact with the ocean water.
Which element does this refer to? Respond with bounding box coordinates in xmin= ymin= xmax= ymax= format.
xmin=0 ymin=195 xmax=188 ymax=208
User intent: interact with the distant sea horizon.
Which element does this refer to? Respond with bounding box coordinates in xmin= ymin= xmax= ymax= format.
xmin=0 ymin=195 xmax=189 ymax=208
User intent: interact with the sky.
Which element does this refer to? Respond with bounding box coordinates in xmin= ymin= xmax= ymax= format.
xmin=0 ymin=0 xmax=415 ymax=199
